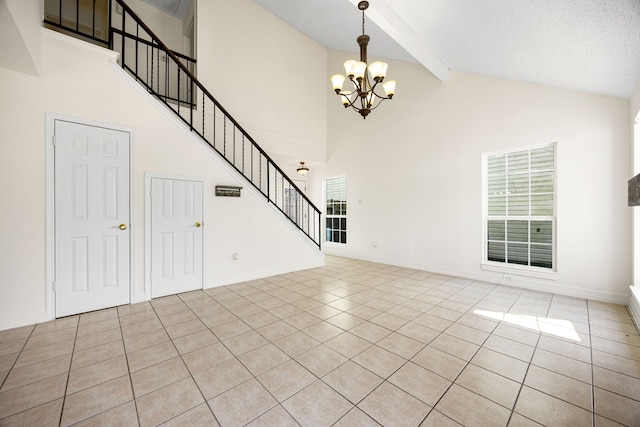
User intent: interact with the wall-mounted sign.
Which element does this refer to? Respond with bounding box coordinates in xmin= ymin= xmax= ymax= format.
xmin=215 ymin=185 xmax=242 ymax=197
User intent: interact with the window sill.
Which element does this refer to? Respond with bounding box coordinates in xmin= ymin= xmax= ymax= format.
xmin=481 ymin=262 xmax=559 ymax=281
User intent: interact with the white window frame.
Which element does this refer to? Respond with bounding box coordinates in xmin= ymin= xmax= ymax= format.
xmin=481 ymin=143 xmax=558 ymax=280
xmin=324 ymin=175 xmax=347 ymax=246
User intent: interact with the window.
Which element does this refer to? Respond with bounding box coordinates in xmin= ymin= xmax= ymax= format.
xmin=325 ymin=176 xmax=347 ymax=244
xmin=485 ymin=144 xmax=555 ymax=270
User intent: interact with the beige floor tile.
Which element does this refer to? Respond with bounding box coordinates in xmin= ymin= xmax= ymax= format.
xmin=118 ymin=308 xmax=158 ymax=327
xmin=199 ymin=309 xmax=238 ymax=328
xmin=524 ymin=365 xmax=592 ymax=411
xmin=0 ymin=325 xmax=34 ymax=344
xmin=420 ymin=409 xmax=463 ymax=426
xmin=238 ymin=343 xmax=290 ymax=376
xmin=71 ymin=340 xmax=125 ymax=370
xmin=531 ymin=348 xmax=592 ymax=383
xmin=209 ymin=319 xmax=251 ymax=341
xmin=208 ymin=378 xmax=277 ymax=426
xmin=119 ymin=318 xmax=164 ymax=340
xmin=256 ymin=320 xmax=298 ymax=342
xmin=455 ymin=364 xmax=520 ymax=409
xmin=436 ymin=384 xmax=511 ymax=426
xmin=67 ymin=355 xmax=129 ymax=394
xmin=1 ymin=353 xmax=70 ymax=391
xmin=257 ymin=359 xmax=316 ymax=402
xmin=507 ymin=412 xmax=544 ymax=426
xmin=165 ymin=319 xmax=207 ymax=340
xmin=470 ymin=347 xmax=528 ymax=383
xmin=126 ymin=341 xmax=178 ymax=372
xmin=73 ymin=401 xmax=139 ymax=427
xmin=427 ymin=306 xmax=464 ymax=322
xmin=284 ymin=312 xmax=323 ymax=329
xmin=74 ymin=327 xmax=122 ymax=352
xmin=413 ymin=313 xmax=453 ymax=331
xmin=123 ymin=327 xmax=170 ymax=354
xmin=0 ymin=374 xmax=67 ymax=419
xmin=242 ymin=310 xmax=280 ymax=329
xmin=326 ymin=332 xmax=372 ymax=359
xmin=0 ymin=398 xmax=63 ymax=427
xmin=430 ymin=333 xmax=480 ymax=361
xmin=0 ymin=353 xmax=16 ymax=375
xmin=158 ymin=309 xmax=197 ymax=327
xmin=76 ymin=318 xmax=120 ymax=338
xmin=32 ymin=317 xmax=78 ymax=336
xmin=245 ymin=404 xmax=298 ymax=427
xmin=323 ymin=360 xmax=384 ymax=405
xmin=444 ymin=322 xmax=490 ymax=346
xmin=594 ymin=415 xmax=627 ymax=427
xmin=592 ymin=335 xmax=640 ymax=362
xmin=349 ymin=322 xmax=393 ymax=344
xmin=182 ymin=342 xmax=234 ymax=374
xmin=23 ymin=328 xmax=76 ymax=350
xmin=161 ymin=403 xmax=219 ymax=427
xmin=79 ymin=308 xmax=118 ymax=325
xmin=60 ymin=375 xmax=133 ymax=427
xmin=0 ymin=339 xmax=26 ymax=359
xmin=326 ymin=312 xmax=365 ymax=329
xmin=295 ymin=344 xmax=347 ymax=377
xmin=483 ymin=335 xmax=535 ymax=362
xmin=347 ymin=305 xmax=383 ymax=320
xmin=172 ymin=329 xmax=218 ymax=355
xmin=135 ymin=377 xmax=204 ymax=427
xmin=283 ymin=380 xmax=353 ymax=427
xmin=594 ymin=386 xmax=640 ymax=426
xmin=369 ymin=312 xmax=409 ymax=331
xmin=130 ymin=356 xmax=190 ymax=398
xmin=537 ymin=335 xmax=591 ymax=363
xmin=411 ymin=346 xmax=466 ymax=381
xmin=388 ymin=361 xmax=451 ymax=406
xmin=193 ymin=358 xmax=252 ymax=400
xmin=359 ymin=381 xmax=430 ymax=426
xmin=592 ymin=349 xmax=640 ymax=378
xmin=269 ymin=304 xmax=304 ymax=320
xmin=352 ymin=345 xmax=406 ymax=379
xmin=395 ymin=321 xmax=440 ymax=344
xmin=593 ymin=365 xmax=640 ymax=400
xmin=302 ymin=321 xmax=344 ymax=342
xmin=514 ymin=386 xmax=592 ymax=426
xmin=223 ymin=330 xmax=269 ymax=356
xmin=13 ymin=339 xmax=74 ymax=368
xmin=275 ymin=331 xmax=321 ymax=357
xmin=333 ymin=407 xmax=381 ymax=426
xmin=377 ymin=332 xmax=424 ymax=359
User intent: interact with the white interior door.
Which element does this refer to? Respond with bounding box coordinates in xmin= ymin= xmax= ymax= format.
xmin=54 ymin=120 xmax=131 ymax=317
xmin=151 ymin=177 xmax=204 ymax=298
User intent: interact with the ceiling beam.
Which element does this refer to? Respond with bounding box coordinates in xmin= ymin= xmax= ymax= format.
xmin=349 ymin=0 xmax=450 ymax=81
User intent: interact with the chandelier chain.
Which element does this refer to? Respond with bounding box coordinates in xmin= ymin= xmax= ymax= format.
xmin=362 ymin=9 xmax=365 ymax=35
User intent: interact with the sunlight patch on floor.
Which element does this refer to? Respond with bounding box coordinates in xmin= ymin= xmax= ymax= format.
xmin=474 ymin=309 xmax=581 ymax=341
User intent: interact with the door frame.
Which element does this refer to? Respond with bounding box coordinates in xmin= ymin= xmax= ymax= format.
xmin=144 ymin=172 xmax=206 ymax=300
xmin=46 ymin=113 xmax=135 ymax=319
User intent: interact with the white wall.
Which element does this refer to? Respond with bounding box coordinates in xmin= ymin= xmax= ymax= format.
xmin=326 ymin=50 xmax=631 ymax=303
xmin=196 ymin=0 xmax=328 ymax=206
xmin=0 ymin=18 xmax=324 ymax=329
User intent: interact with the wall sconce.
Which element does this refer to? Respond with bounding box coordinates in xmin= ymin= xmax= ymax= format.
xmin=297 ymin=162 xmax=309 ymax=176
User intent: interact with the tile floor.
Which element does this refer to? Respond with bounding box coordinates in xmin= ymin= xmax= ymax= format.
xmin=1 ymin=256 xmax=640 ymax=426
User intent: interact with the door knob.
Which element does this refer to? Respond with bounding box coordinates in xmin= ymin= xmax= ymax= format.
xmin=194 ymin=221 xmax=202 ymax=228
xmin=119 ymin=224 xmax=127 ymax=230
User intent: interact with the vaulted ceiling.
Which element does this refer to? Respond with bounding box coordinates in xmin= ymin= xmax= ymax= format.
xmin=147 ymin=0 xmax=640 ymax=98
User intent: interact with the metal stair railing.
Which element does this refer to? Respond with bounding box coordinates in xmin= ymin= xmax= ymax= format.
xmin=106 ymin=0 xmax=322 ymax=249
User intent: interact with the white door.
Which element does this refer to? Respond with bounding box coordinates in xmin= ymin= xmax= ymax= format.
xmin=151 ymin=177 xmax=204 ymax=298
xmin=55 ymin=120 xmax=131 ymax=317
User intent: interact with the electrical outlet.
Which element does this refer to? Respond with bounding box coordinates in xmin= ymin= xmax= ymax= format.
xmin=502 ymin=274 xmax=513 ymax=281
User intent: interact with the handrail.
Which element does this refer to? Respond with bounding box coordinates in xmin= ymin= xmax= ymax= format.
xmin=110 ymin=0 xmax=322 ymax=248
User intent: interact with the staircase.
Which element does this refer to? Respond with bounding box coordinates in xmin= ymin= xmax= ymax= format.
xmin=44 ymin=0 xmax=322 ymax=249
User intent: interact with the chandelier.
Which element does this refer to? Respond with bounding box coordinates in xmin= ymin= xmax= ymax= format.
xmin=330 ymin=1 xmax=396 ymax=119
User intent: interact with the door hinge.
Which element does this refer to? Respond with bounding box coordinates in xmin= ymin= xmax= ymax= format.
xmin=52 ymin=282 xmax=56 ymax=292
xmin=52 ymin=136 xmax=56 ymax=146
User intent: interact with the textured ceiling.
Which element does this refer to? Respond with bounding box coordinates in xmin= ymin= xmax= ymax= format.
xmin=254 ymin=0 xmax=640 ymax=99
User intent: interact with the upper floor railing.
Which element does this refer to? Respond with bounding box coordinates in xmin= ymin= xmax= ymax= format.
xmin=43 ymin=0 xmax=322 ymax=249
